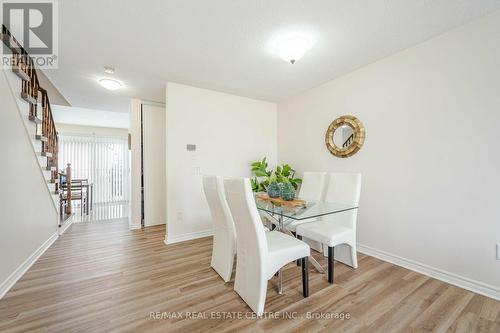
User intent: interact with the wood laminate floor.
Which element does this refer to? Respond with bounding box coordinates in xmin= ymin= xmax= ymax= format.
xmin=0 ymin=220 xmax=498 ymax=333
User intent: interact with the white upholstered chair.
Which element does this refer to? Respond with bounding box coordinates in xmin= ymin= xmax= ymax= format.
xmin=296 ymin=173 xmax=361 ymax=283
xmin=299 ymin=171 xmax=328 ymax=202
xmin=224 ymin=177 xmax=310 ymax=316
xmin=285 ymin=172 xmax=327 ymax=233
xmin=202 ymin=175 xmax=237 ymax=282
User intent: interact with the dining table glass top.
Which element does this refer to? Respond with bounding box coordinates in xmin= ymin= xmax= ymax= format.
xmin=255 ymin=195 xmax=358 ymax=221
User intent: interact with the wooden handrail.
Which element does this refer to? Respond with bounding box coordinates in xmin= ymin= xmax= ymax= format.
xmin=1 ymin=24 xmax=59 ymax=189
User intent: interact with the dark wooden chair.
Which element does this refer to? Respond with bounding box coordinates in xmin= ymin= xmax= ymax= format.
xmin=59 ymin=174 xmax=87 ymax=216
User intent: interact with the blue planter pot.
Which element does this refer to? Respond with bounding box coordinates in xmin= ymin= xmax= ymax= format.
xmin=267 ymin=182 xmax=281 ymax=198
xmin=280 ymin=183 xmax=295 ymax=201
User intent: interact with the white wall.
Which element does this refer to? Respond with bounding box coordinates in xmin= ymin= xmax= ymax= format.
xmin=165 ymin=83 xmax=277 ymax=243
xmin=0 ymin=69 xmax=59 ymax=298
xmin=56 ymin=123 xmax=128 ymax=138
xmin=278 ymin=12 xmax=500 ymax=297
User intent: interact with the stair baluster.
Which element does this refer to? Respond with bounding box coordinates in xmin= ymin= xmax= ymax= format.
xmin=65 ymin=163 xmax=72 ymax=215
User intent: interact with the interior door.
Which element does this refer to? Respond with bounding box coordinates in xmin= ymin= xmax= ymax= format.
xmin=142 ymin=104 xmax=166 ymax=226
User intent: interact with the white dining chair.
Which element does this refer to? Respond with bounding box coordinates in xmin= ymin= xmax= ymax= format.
xmin=202 ymin=175 xmax=237 ymax=282
xmin=296 ymin=173 xmax=361 ymax=283
xmin=285 ymin=171 xmax=327 ymax=233
xmin=224 ymin=177 xmax=310 ymax=316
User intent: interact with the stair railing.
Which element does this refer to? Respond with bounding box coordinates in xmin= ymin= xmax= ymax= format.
xmin=1 ymin=24 xmax=59 ymax=191
xmin=342 ymin=133 xmax=354 ymax=148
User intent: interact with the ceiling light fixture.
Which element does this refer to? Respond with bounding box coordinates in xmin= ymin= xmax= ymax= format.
xmin=271 ymin=32 xmax=315 ymax=64
xmin=98 ymin=78 xmax=122 ymax=91
xmin=104 ymin=66 xmax=115 ymax=74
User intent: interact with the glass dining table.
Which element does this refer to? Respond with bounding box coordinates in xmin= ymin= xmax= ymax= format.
xmin=255 ymin=195 xmax=358 ymax=293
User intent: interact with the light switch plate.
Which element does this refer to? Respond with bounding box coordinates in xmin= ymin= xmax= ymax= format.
xmin=497 ymin=244 xmax=500 ymax=260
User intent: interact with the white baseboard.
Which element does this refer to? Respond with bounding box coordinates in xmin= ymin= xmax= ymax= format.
xmin=58 ymin=216 xmax=73 ymax=235
xmin=129 ymin=224 xmax=142 ymax=230
xmin=0 ymin=232 xmax=58 ymax=299
xmin=357 ymin=243 xmax=500 ymax=301
xmin=165 ymin=229 xmax=213 ymax=245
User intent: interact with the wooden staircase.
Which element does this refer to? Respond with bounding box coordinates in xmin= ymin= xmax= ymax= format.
xmin=1 ymin=24 xmax=60 ymax=211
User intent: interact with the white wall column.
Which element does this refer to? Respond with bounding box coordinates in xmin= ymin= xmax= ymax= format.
xmin=129 ymin=99 xmax=142 ymax=229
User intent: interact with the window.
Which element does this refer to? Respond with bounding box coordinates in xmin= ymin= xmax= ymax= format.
xmin=58 ymin=135 xmax=129 ymax=204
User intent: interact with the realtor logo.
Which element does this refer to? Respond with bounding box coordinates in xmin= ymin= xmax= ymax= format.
xmin=1 ymin=0 xmax=58 ymax=68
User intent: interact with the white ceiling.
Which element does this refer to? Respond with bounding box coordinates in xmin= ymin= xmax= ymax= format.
xmin=44 ymin=0 xmax=500 ymax=112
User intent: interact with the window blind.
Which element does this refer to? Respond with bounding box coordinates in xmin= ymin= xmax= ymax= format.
xmin=58 ymin=134 xmax=129 ymax=204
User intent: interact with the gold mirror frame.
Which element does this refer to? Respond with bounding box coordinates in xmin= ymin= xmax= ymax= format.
xmin=325 ymin=115 xmax=366 ymax=158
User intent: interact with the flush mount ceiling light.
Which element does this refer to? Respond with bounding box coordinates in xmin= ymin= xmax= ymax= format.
xmin=271 ymin=32 xmax=315 ymax=64
xmin=104 ymin=66 xmax=115 ymax=74
xmin=98 ymin=78 xmax=122 ymax=91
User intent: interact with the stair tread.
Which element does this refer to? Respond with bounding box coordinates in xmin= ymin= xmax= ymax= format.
xmin=35 ymin=135 xmax=48 ymax=142
xmin=21 ymin=92 xmax=37 ymax=104
xmin=12 ymin=66 xmax=30 ymax=81
xmin=2 ymin=35 xmax=21 ymax=50
xmin=29 ymin=115 xmax=42 ymax=124
xmin=40 ymin=151 xmax=53 ymax=157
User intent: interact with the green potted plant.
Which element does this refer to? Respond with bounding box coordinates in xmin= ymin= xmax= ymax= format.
xmin=250 ymin=157 xmax=271 ymax=192
xmin=250 ymin=157 xmax=302 ymax=197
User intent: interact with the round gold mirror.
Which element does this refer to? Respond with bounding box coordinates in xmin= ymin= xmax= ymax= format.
xmin=325 ymin=115 xmax=365 ymax=158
